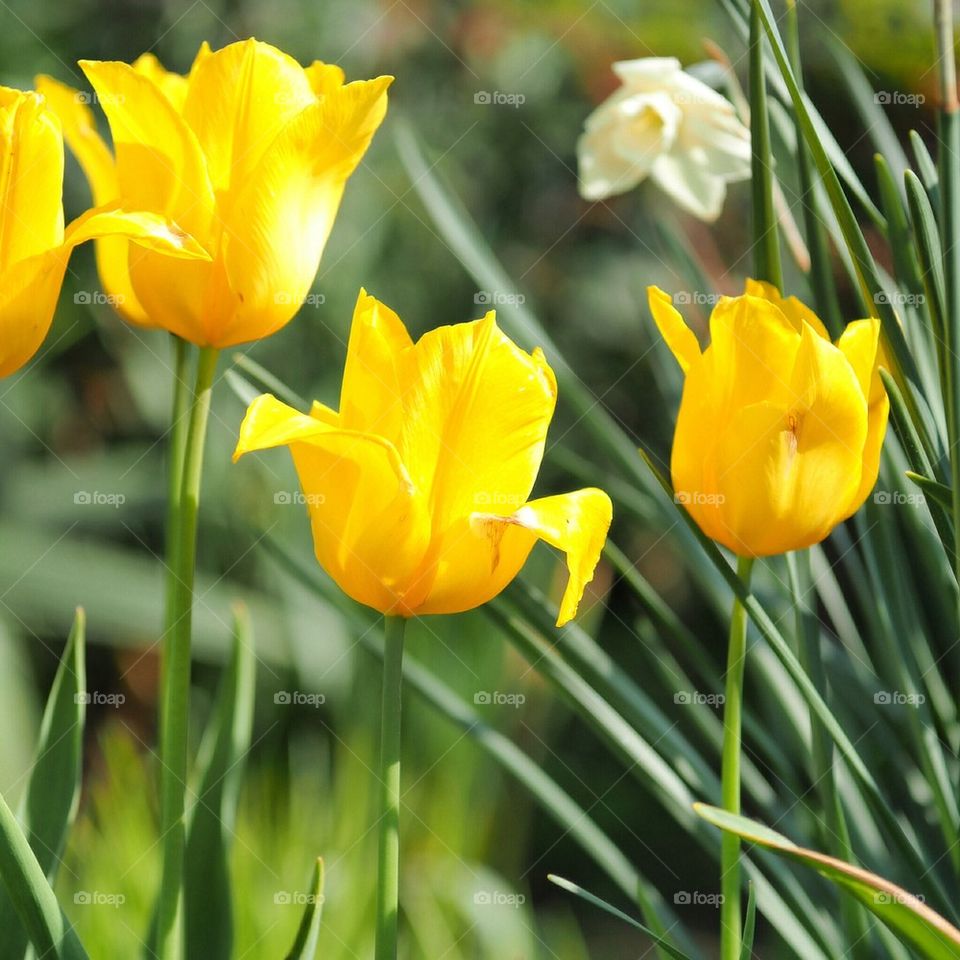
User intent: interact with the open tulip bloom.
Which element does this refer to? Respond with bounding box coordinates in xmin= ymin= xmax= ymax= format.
xmin=0 ymin=85 xmax=207 ymax=378
xmin=235 ymin=289 xmax=612 ymax=958
xmin=39 ymin=39 xmax=391 ymax=347
xmin=578 ymin=57 xmax=751 ymax=221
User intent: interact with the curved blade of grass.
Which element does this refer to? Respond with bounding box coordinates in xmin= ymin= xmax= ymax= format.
xmin=906 ymin=472 xmax=952 ymax=511
xmin=741 ymin=882 xmax=756 ymax=959
xmin=231 ymin=354 xmax=307 ymax=411
xmin=0 ymin=787 xmax=87 ymax=959
xmin=876 ymin=157 xmax=925 ymax=300
xmin=695 ymin=804 xmax=960 ymax=960
xmin=638 ymin=446 xmax=954 ymax=916
xmin=184 ymin=604 xmax=256 ymax=960
xmin=283 ymin=859 xmax=324 ymax=960
xmin=0 ymin=609 xmax=86 ymax=960
xmin=547 ymin=875 xmax=692 ymax=960
xmin=911 ymin=130 xmax=940 ymax=201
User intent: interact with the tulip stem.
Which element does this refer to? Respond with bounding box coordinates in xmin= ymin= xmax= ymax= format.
xmin=164 ymin=336 xmax=191 ymax=631
xmin=720 ymin=554 xmax=754 ymax=960
xmin=376 ymin=614 xmax=406 ymax=960
xmin=156 ymin=345 xmax=219 ymax=960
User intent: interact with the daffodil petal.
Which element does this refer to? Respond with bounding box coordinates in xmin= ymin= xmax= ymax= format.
xmin=647 ymin=285 xmax=701 ymax=373
xmin=650 ymin=151 xmax=726 ymax=222
xmin=215 ymin=75 xmax=392 ymax=346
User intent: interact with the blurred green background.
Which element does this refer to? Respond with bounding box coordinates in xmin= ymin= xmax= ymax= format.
xmin=0 ymin=0 xmax=945 ymax=956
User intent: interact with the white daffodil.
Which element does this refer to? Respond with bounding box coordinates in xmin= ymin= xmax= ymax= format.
xmin=577 ymin=57 xmax=751 ymax=221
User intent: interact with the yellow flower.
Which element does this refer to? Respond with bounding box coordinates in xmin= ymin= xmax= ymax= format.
xmin=38 ymin=39 xmax=392 ymax=347
xmin=0 ymin=85 xmax=207 ymax=379
xmin=648 ymin=280 xmax=889 ymax=556
xmin=234 ymin=291 xmax=613 ymax=625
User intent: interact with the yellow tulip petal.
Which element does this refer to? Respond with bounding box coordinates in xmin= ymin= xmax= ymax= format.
xmin=235 ymin=393 xmax=430 ymax=615
xmin=339 ymin=289 xmax=414 ymax=438
xmin=0 ymin=247 xmax=69 ymax=378
xmin=743 ymin=278 xmax=830 ymax=340
xmin=182 ymin=38 xmax=315 ymax=194
xmin=79 ymin=59 xmax=215 ymax=239
xmin=305 ymin=61 xmax=346 ymax=98
xmin=708 ymin=294 xmax=798 ymax=411
xmin=36 ymin=74 xmax=154 ymax=325
xmin=399 ymin=311 xmax=558 ymax=537
xmin=130 ymin=53 xmax=188 ymax=110
xmin=647 ymin=285 xmax=701 ymax=373
xmin=715 ymin=324 xmax=867 ymax=555
xmin=216 ymin=76 xmax=392 ymax=346
xmin=0 ymin=89 xmax=64 ymax=271
xmin=63 ymin=204 xmax=211 ymax=259
xmin=414 ymin=488 xmax=612 ymax=626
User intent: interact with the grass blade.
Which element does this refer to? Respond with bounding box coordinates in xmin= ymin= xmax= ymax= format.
xmin=283 ymin=859 xmax=325 ymax=960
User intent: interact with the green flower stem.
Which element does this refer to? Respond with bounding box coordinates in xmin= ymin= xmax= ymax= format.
xmin=375 ymin=614 xmax=407 ymax=960
xmin=156 ymin=345 xmax=219 ymax=960
xmin=720 ymin=554 xmax=754 ymax=960
xmin=164 ymin=336 xmax=191 ymax=631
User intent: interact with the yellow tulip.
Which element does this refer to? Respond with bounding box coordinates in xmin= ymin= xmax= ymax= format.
xmin=39 ymin=39 xmax=392 ymax=347
xmin=234 ymin=291 xmax=613 ymax=625
xmin=0 ymin=85 xmax=208 ymax=379
xmin=648 ymin=279 xmax=889 ymax=556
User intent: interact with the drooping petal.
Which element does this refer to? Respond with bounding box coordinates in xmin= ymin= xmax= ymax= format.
xmin=649 ymin=150 xmax=726 ymax=221
xmin=647 ymin=285 xmax=701 ymax=373
xmin=181 ymin=38 xmax=316 ymax=195
xmin=78 ymin=59 xmax=215 ymax=240
xmin=414 ymin=488 xmax=612 ymax=626
xmin=63 ymin=204 xmax=211 ymax=259
xmin=213 ymin=75 xmax=392 ymax=346
xmin=234 ymin=393 xmax=430 ymax=614
xmin=743 ymin=278 xmax=830 ymax=339
xmin=0 ymin=89 xmax=64 ymax=272
xmin=398 ymin=312 xmax=558 ymax=539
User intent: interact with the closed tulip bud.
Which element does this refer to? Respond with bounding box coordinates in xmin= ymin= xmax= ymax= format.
xmin=39 ymin=39 xmax=391 ymax=347
xmin=234 ymin=291 xmax=613 ymax=625
xmin=0 ymin=85 xmax=207 ymax=378
xmin=649 ymin=280 xmax=889 ymax=556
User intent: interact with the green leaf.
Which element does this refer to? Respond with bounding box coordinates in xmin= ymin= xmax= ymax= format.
xmin=547 ymin=875 xmax=692 ymax=960
xmin=906 ymin=471 xmax=953 ymax=512
xmin=283 ymin=859 xmax=325 ymax=960
xmin=911 ymin=130 xmax=941 ymax=203
xmin=0 ymin=608 xmax=86 ymax=960
xmin=741 ymin=882 xmax=756 ymax=960
xmin=695 ymin=805 xmax=960 ymax=960
xmin=184 ymin=604 xmax=256 ymax=960
xmin=0 ymin=787 xmax=87 ymax=959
